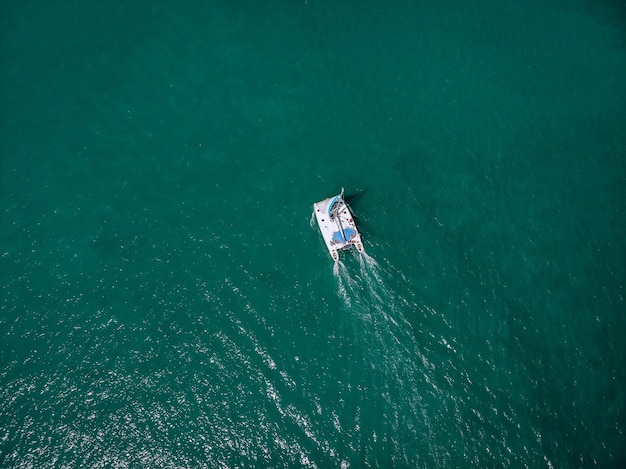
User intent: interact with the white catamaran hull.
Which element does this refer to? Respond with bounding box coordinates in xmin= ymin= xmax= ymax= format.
xmin=313 ymin=189 xmax=364 ymax=261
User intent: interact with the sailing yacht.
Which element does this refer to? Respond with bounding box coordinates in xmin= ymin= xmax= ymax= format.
xmin=313 ymin=189 xmax=364 ymax=261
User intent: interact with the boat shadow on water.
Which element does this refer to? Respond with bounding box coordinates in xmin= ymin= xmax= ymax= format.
xmin=343 ymin=188 xmax=367 ymax=208
xmin=343 ymin=188 xmax=367 ymax=227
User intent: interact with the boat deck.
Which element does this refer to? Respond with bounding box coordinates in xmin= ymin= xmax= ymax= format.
xmin=313 ymin=194 xmax=364 ymax=261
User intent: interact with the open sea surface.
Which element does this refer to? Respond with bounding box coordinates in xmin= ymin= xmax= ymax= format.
xmin=1 ymin=1 xmax=625 ymax=467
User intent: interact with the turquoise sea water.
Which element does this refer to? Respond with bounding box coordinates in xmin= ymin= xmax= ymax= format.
xmin=1 ymin=1 xmax=625 ymax=467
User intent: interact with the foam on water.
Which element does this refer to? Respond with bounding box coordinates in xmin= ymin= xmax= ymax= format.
xmin=330 ymin=249 xmax=567 ymax=466
xmin=332 ymin=251 xmax=447 ymax=465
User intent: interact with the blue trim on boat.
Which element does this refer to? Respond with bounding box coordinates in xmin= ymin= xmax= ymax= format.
xmin=328 ymin=196 xmax=340 ymax=217
xmin=332 ymin=228 xmax=356 ymax=244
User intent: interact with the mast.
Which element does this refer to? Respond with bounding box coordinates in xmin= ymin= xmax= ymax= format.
xmin=335 ymin=188 xmax=347 ymax=242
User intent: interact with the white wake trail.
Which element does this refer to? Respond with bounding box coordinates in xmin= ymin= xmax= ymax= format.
xmin=333 ymin=261 xmax=351 ymax=308
xmin=332 ymin=251 xmax=442 ymax=459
